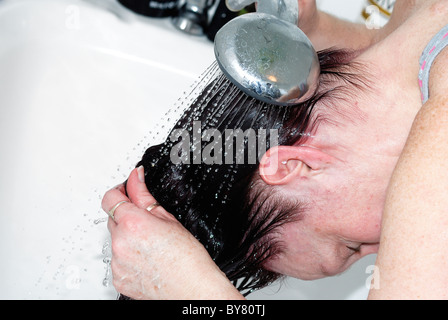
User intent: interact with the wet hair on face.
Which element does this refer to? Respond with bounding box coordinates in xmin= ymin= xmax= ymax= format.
xmin=131 ymin=48 xmax=366 ymax=296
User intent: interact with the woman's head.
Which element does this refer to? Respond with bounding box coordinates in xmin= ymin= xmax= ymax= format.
xmin=136 ymin=49 xmax=380 ymax=294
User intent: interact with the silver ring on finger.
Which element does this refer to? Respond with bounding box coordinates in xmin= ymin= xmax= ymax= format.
xmin=108 ymin=201 xmax=129 ymax=222
xmin=146 ymin=202 xmax=160 ymax=213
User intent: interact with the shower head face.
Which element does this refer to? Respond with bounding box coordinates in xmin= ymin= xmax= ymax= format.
xmin=214 ymin=13 xmax=320 ymax=106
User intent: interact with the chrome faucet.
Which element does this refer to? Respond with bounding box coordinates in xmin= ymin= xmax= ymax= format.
xmin=171 ymin=0 xmax=210 ymax=35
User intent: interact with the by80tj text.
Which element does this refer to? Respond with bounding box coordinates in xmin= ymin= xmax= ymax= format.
xmin=182 ymin=303 xmax=265 ymax=317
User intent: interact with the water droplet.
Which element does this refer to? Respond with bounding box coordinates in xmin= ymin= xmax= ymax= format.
xmin=94 ymin=217 xmax=108 ymax=225
xmin=102 ymin=278 xmax=110 ymax=287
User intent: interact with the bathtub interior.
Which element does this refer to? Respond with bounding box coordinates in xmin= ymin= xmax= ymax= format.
xmin=0 ymin=0 xmax=376 ymax=300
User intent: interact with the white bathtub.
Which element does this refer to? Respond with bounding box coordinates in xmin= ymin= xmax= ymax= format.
xmin=0 ymin=0 xmax=376 ymax=300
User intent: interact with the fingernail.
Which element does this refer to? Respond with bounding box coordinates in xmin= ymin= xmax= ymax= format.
xmin=137 ymin=165 xmax=145 ymax=183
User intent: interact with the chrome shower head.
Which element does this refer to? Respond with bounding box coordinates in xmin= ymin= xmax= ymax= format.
xmin=214 ymin=1 xmax=320 ymax=106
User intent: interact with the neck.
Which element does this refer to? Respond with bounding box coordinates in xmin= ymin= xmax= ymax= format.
xmin=306 ymin=0 xmax=446 ymax=162
xmin=333 ymin=0 xmax=448 ymax=160
xmin=307 ymin=53 xmax=420 ymax=163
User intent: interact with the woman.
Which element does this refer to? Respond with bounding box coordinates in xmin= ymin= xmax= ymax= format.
xmin=102 ymin=0 xmax=448 ymax=299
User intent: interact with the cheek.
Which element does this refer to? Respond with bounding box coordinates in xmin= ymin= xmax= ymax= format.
xmin=342 ymin=187 xmax=383 ymax=239
xmin=325 ymin=200 xmax=382 ymax=243
xmin=352 ymin=210 xmax=382 ymax=241
xmin=262 ymin=222 xmax=324 ymax=279
xmin=314 ymin=174 xmax=383 ymax=242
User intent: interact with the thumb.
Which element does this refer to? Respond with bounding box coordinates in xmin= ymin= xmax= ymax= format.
xmin=126 ymin=166 xmax=158 ymax=210
xmin=126 ymin=166 xmax=178 ymax=222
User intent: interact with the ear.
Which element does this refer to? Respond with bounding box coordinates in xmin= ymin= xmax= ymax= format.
xmin=259 ymin=146 xmax=333 ymax=186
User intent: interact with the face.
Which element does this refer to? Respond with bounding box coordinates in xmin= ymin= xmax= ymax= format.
xmin=262 ymin=155 xmax=385 ymax=279
xmin=263 ymin=106 xmax=400 ymax=280
xmin=263 ymin=175 xmax=383 ymax=280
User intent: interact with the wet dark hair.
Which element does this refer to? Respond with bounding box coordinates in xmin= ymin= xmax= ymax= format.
xmin=131 ymin=49 xmax=365 ymax=296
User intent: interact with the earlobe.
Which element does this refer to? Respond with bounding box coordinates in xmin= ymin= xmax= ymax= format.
xmin=259 ymin=146 xmax=333 ymax=186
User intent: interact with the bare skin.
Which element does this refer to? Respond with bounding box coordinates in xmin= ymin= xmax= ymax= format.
xmin=102 ymin=167 xmax=243 ymax=299
xmin=368 ymin=48 xmax=448 ymax=300
xmin=102 ymin=0 xmax=448 ymax=299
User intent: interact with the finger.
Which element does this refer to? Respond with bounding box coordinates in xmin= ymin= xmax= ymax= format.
xmin=101 ymin=184 xmax=128 ymax=212
xmin=126 ymin=166 xmax=159 ymax=210
xmin=127 ymin=166 xmax=179 ymax=222
xmin=101 ymin=185 xmax=134 ymax=224
xmin=107 ymin=217 xmax=117 ymax=233
xmin=114 ymin=183 xmax=127 ymax=195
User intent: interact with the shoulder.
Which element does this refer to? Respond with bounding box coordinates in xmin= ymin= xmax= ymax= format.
xmin=408 ymin=58 xmax=448 ymax=164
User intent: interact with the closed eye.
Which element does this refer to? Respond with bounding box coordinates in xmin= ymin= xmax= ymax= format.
xmin=347 ymin=245 xmax=361 ymax=253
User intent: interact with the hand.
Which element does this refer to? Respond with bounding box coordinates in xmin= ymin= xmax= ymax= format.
xmin=254 ymin=0 xmax=319 ymax=33
xmin=296 ymin=0 xmax=377 ymax=51
xmin=102 ymin=166 xmax=243 ymax=300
